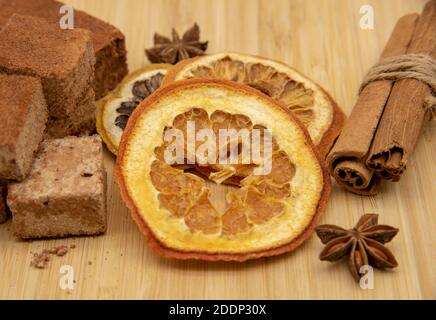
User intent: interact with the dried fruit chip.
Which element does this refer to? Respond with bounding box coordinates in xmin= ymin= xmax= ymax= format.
xmin=116 ymin=79 xmax=331 ymax=261
xmin=162 ymin=53 xmax=346 ymax=157
xmin=96 ymin=64 xmax=172 ymax=154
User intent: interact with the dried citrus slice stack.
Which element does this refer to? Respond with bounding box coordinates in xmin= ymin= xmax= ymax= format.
xmin=116 ymin=79 xmax=330 ymax=261
xmin=96 ymin=64 xmax=172 ymax=154
xmin=162 ymin=53 xmax=345 ymax=157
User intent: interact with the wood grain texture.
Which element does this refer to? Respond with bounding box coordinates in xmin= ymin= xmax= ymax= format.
xmin=0 ymin=0 xmax=434 ymax=300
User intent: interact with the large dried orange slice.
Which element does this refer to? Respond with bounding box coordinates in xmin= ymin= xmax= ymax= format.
xmin=162 ymin=53 xmax=345 ymax=157
xmin=116 ymin=79 xmax=330 ymax=261
xmin=96 ymin=64 xmax=172 ymax=154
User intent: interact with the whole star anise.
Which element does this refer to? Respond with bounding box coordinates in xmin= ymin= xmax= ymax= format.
xmin=315 ymin=214 xmax=399 ymax=281
xmin=145 ymin=23 xmax=208 ymax=64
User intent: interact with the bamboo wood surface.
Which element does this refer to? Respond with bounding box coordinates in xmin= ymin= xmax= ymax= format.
xmin=0 ymin=0 xmax=434 ymax=300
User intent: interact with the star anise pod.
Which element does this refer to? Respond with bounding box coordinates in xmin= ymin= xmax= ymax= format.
xmin=315 ymin=214 xmax=399 ymax=281
xmin=145 ymin=23 xmax=208 ymax=64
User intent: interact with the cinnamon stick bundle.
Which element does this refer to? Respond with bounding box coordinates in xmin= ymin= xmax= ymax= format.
xmin=327 ymin=0 xmax=436 ymax=195
xmin=327 ymin=14 xmax=419 ymax=195
xmin=367 ymin=1 xmax=436 ymax=180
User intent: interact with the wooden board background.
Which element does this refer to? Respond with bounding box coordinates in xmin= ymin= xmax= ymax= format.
xmin=0 ymin=0 xmax=434 ymax=300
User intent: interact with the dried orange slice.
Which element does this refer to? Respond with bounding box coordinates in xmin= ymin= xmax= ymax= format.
xmin=96 ymin=64 xmax=172 ymax=154
xmin=116 ymin=79 xmax=330 ymax=261
xmin=162 ymin=53 xmax=345 ymax=157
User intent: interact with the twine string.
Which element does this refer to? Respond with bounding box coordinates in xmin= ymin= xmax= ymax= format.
xmin=359 ymin=53 xmax=436 ymax=119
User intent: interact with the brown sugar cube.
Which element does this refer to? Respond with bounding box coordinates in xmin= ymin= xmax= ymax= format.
xmin=7 ymin=135 xmax=107 ymax=239
xmin=0 ymin=0 xmax=128 ymax=99
xmin=45 ymin=87 xmax=96 ymax=139
xmin=0 ymin=14 xmax=95 ymax=118
xmin=0 ymin=74 xmax=48 ymax=181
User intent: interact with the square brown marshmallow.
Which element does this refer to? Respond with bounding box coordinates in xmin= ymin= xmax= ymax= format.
xmin=0 ymin=0 xmax=128 ymax=99
xmin=0 ymin=14 xmax=95 ymax=118
xmin=8 ymin=136 xmax=107 ymax=239
xmin=45 ymin=87 xmax=96 ymax=139
xmin=0 ymin=74 xmax=48 ymax=181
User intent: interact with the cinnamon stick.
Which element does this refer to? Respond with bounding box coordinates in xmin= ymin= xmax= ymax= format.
xmin=326 ymin=13 xmax=419 ymax=195
xmin=367 ymin=0 xmax=436 ymax=179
